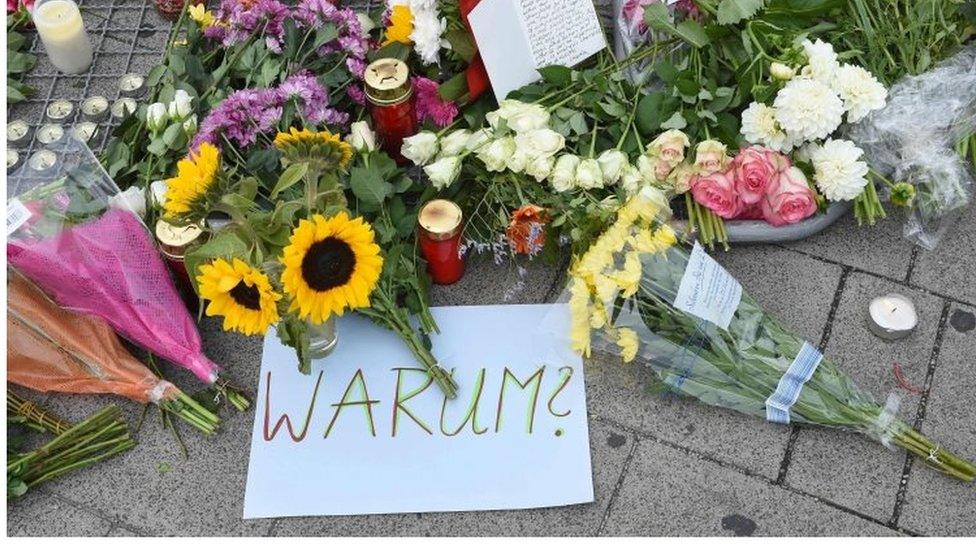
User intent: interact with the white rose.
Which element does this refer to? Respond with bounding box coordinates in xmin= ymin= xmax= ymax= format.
xmin=439 ymin=129 xmax=471 ymax=157
xmin=515 ymin=128 xmax=565 ymax=159
xmin=146 ymin=102 xmax=168 ymax=133
xmin=486 ymin=99 xmax=527 ymax=130
xmin=507 ymin=103 xmax=550 ymax=133
xmin=182 ymin=114 xmax=198 ymax=135
xmin=345 ymin=121 xmax=377 ymax=152
xmin=525 ymin=155 xmax=554 ymax=182
xmin=550 ymin=154 xmax=580 ymax=192
xmin=597 ymin=149 xmax=628 ymax=184
xmin=619 ymin=164 xmax=643 ymax=195
xmin=465 ymin=128 xmax=492 ymax=152
xmin=506 ymin=148 xmax=530 ymax=173
xmin=150 ymin=180 xmax=168 ymax=207
xmin=575 ymin=158 xmax=604 ymax=190
xmin=401 ymin=131 xmax=439 ymax=165
xmin=477 ymin=136 xmax=516 ymax=172
xmin=424 ymin=156 xmax=462 ymax=190
xmin=168 ymin=89 xmax=193 ymax=119
xmin=108 ymin=186 xmax=147 ymax=218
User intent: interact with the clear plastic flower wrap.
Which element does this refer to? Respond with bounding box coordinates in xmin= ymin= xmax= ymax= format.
xmin=849 ymin=44 xmax=976 ymax=249
xmin=561 ymin=187 xmax=976 ymax=481
xmin=6 ymin=135 xmax=249 ymax=410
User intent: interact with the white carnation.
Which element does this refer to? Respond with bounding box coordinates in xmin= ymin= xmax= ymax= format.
xmin=401 ymin=131 xmax=439 ymax=165
xmin=773 ymin=78 xmax=844 ymax=144
xmin=740 ymin=102 xmax=792 ymax=152
xmin=550 ymin=154 xmax=580 ymax=192
xmin=833 ymin=64 xmax=887 ymax=123
xmin=800 ymin=39 xmax=839 ymax=83
xmin=808 ymin=139 xmax=869 ymax=201
xmin=410 ymin=11 xmax=447 ymax=66
xmin=575 ymin=158 xmax=604 ymax=190
xmin=477 ymin=136 xmax=516 ymax=172
xmin=424 ymin=156 xmax=462 ymax=190
xmin=439 ymin=129 xmax=471 ymax=157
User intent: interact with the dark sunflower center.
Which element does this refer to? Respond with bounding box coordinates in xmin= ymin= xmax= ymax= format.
xmin=301 ymin=237 xmax=356 ymax=292
xmin=229 ymin=281 xmax=262 ymax=311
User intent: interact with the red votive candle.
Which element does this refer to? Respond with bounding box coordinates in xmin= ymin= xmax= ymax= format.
xmin=418 ymin=199 xmax=465 ymax=285
xmin=364 ymin=58 xmax=417 ymax=164
xmin=155 ymin=219 xmax=204 ymax=312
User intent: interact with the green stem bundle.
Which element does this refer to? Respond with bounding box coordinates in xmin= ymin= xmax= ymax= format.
xmin=7 ymin=390 xmax=72 ymax=436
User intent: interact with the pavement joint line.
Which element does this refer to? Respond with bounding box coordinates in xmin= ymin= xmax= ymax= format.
xmin=46 ymin=489 xmax=154 ymax=537
xmin=589 ymin=414 xmax=919 ymax=536
xmin=594 ymin=421 xmax=639 ymax=536
xmin=542 ymin=253 xmax=572 ymax=304
xmin=773 ymin=245 xmax=976 ymax=309
xmin=904 ymin=247 xmax=920 ymax=284
xmin=889 ymin=299 xmax=951 ymax=528
xmin=774 ymin=266 xmax=852 ymax=486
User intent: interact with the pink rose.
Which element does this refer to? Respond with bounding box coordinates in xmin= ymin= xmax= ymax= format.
xmin=691 ymin=169 xmax=742 ymax=219
xmin=736 ymin=203 xmax=764 ymax=220
xmin=733 ymin=146 xmax=778 ymax=205
xmin=762 ymin=167 xmax=818 ymax=226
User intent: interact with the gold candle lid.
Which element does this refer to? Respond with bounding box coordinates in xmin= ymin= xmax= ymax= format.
xmin=155 ymin=218 xmax=204 ymax=248
xmin=418 ymin=199 xmax=463 ymax=241
xmin=364 ymin=58 xmax=412 ymax=105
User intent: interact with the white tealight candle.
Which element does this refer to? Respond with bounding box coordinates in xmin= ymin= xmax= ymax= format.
xmin=867 ymin=293 xmax=918 ymax=341
xmin=32 ymin=0 xmax=93 ymax=75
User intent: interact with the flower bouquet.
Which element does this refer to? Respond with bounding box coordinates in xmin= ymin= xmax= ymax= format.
xmin=6 ymin=136 xmax=250 ymax=411
xmin=7 ymin=270 xmax=221 ymax=435
xmin=566 ymin=187 xmax=976 ymax=481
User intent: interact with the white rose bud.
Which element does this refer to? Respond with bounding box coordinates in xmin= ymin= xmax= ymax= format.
xmin=465 ymin=128 xmax=492 ymax=153
xmin=345 ymin=121 xmax=377 ymax=153
xmin=619 ymin=164 xmax=643 ymax=195
xmin=477 ymin=136 xmax=516 ymax=172
xmin=575 ymin=158 xmax=604 ymax=190
xmin=770 ymin=62 xmax=795 ymax=81
xmin=182 ymin=114 xmax=198 ymax=136
xmin=423 ymin=156 xmax=462 ymax=190
xmin=146 ymin=102 xmax=168 ymax=133
xmin=515 ymin=128 xmax=565 ymax=159
xmin=551 ymin=154 xmax=580 ymax=192
xmin=525 ymin=155 xmax=554 ymax=182
xmin=108 ymin=186 xmax=147 ymax=218
xmin=150 ymin=180 xmax=168 ymax=207
xmin=401 ymin=131 xmax=440 ymax=165
xmin=168 ymin=89 xmax=193 ymax=119
xmin=507 ymin=103 xmax=550 ymax=133
xmin=439 ymin=129 xmax=472 ymax=157
xmin=597 ymin=149 xmax=628 ymax=184
xmin=486 ymin=99 xmax=527 ymax=130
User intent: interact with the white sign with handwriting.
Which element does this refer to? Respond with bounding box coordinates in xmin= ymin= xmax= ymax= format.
xmin=242 ymin=304 xmax=592 ymax=518
xmin=469 ymin=0 xmax=606 ymax=99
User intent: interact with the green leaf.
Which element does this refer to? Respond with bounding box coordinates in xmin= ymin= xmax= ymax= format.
xmin=162 ymin=123 xmax=187 ymax=151
xmin=184 ymin=228 xmax=251 ymax=293
xmin=644 ymin=4 xmax=711 ymax=48
xmin=674 ymin=20 xmax=711 ymax=48
xmin=444 ymin=29 xmax=476 ymax=62
xmin=538 ymin=65 xmax=573 ymax=87
xmin=660 ymin=112 xmax=688 ymax=130
xmin=349 ymin=164 xmax=394 ymax=208
xmin=717 ymin=0 xmax=766 ymax=25
xmin=271 ymin=162 xmax=308 ymax=198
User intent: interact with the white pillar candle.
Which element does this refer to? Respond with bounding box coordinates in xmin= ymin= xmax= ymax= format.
xmin=32 ymin=0 xmax=93 ymax=75
xmin=867 ymin=293 xmax=918 ymax=341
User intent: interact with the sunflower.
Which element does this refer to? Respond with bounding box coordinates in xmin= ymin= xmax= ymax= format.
xmin=164 ymin=142 xmax=221 ymax=220
xmin=383 ymin=5 xmax=414 ymax=46
xmin=273 ymin=127 xmax=353 ymax=170
xmin=197 ymin=258 xmax=282 ymax=336
xmin=280 ymin=212 xmax=384 ymax=324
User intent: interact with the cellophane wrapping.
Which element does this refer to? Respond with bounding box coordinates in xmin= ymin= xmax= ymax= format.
xmin=849 ymin=45 xmax=976 ymax=250
xmin=560 ymin=188 xmax=976 ymax=481
xmin=6 ymin=135 xmax=221 ymax=385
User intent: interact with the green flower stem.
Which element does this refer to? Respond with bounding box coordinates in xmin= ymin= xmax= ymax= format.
xmin=7 ymin=390 xmax=72 ymax=436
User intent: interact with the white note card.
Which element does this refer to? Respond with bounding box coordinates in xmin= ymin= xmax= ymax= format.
xmin=673 ymin=242 xmax=743 ymax=330
xmin=469 ymin=0 xmax=606 ymax=100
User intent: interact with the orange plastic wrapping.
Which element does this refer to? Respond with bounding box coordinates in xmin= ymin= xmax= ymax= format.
xmin=7 ymin=271 xmax=179 ymax=404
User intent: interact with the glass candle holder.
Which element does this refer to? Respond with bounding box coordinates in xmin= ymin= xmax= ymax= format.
xmin=364 ymin=58 xmax=417 ymax=164
xmin=32 ymin=0 xmax=93 ymax=75
xmin=418 ymin=199 xmax=465 ymax=285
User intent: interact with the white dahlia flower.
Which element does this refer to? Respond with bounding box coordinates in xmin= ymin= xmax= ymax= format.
xmin=773 ymin=78 xmax=844 ymax=144
xmin=808 ymin=139 xmax=869 ymax=201
xmin=800 ymin=39 xmax=839 ymax=83
xmin=740 ymin=102 xmax=792 ymax=152
xmin=832 ymin=64 xmax=887 ymax=123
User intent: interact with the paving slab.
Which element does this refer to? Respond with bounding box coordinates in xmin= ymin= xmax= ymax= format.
xmin=601 ymin=436 xmax=897 ymax=536
xmin=272 ymin=419 xmax=632 ymax=536
xmin=783 ymin=214 xmax=916 ymax=281
xmin=585 ymin=245 xmax=839 ymax=480
xmin=784 ymin=272 xmax=945 ymax=522
xmin=899 ymin=303 xmax=976 ymax=536
xmin=7 ymin=491 xmax=113 ymax=537
xmin=910 ymin=205 xmax=976 ymax=305
xmin=428 ymin=251 xmax=564 ymax=306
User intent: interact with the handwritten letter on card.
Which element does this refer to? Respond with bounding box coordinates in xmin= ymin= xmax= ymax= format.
xmin=243 ymin=304 xmax=593 ymax=518
xmin=469 ymin=0 xmax=606 ymax=99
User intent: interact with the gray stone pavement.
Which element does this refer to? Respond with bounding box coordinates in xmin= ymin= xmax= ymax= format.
xmin=7 ymin=0 xmax=976 ymax=538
